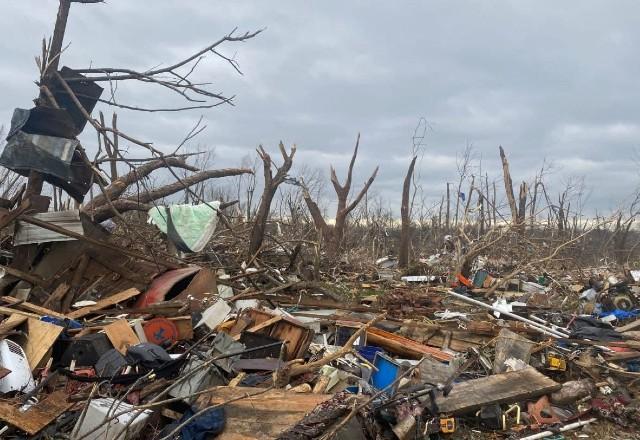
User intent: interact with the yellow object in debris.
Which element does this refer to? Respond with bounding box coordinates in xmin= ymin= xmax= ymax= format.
xmin=547 ymin=355 xmax=567 ymax=371
xmin=440 ymin=417 xmax=456 ymax=433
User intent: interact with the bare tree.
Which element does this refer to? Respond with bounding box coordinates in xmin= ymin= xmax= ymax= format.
xmin=302 ymin=134 xmax=378 ymax=256
xmin=248 ymin=142 xmax=296 ymax=256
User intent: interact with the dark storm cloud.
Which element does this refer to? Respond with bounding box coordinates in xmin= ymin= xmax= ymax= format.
xmin=1 ymin=1 xmax=639 ymax=215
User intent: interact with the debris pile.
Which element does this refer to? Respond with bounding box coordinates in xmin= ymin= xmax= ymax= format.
xmin=2 ymin=2 xmax=640 ymax=440
xmin=0 ymin=227 xmax=639 ymax=439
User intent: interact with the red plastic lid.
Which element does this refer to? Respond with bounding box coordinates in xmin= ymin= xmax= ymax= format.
xmin=143 ymin=317 xmax=179 ymax=345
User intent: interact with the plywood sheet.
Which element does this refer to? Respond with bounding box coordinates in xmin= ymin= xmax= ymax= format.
xmin=197 ymin=386 xmax=332 ymax=439
xmin=104 ymin=319 xmax=139 ymax=354
xmin=0 ymin=390 xmax=71 ymax=434
xmin=435 ymin=367 xmax=561 ymax=415
xmin=24 ymin=318 xmax=63 ymax=370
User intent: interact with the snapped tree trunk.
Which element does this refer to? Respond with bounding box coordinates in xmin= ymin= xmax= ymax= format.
xmin=399 ymin=156 xmax=417 ymax=268
xmin=499 ymin=146 xmax=518 ymax=225
xmin=445 ymin=183 xmax=451 ymax=230
xmin=517 ymin=181 xmax=527 ymax=229
xmin=248 ymin=143 xmax=296 ymax=256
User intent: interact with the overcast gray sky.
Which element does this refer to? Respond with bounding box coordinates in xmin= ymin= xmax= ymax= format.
xmin=1 ymin=1 xmax=638 ymax=216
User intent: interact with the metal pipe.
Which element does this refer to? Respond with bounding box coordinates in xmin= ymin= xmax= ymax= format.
xmin=529 ymin=314 xmax=571 ymax=337
xmin=446 ymin=290 xmax=567 ymax=338
xmin=518 ymin=417 xmax=597 ymax=440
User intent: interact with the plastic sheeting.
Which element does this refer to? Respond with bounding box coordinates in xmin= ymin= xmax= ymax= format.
xmin=148 ymin=201 xmax=220 ymax=253
xmin=0 ymin=108 xmax=92 ymax=202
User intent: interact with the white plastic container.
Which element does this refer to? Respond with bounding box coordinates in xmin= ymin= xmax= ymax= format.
xmin=72 ymin=398 xmax=152 ymax=440
xmin=0 ymin=340 xmax=35 ymax=394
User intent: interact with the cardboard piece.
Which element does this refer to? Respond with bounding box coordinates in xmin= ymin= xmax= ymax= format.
xmin=23 ymin=318 xmax=63 ymax=370
xmin=103 ymin=319 xmax=140 ymax=354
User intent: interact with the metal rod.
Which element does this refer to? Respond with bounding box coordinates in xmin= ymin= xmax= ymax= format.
xmin=518 ymin=417 xmax=597 ymax=440
xmin=529 ymin=314 xmax=571 ymax=337
xmin=446 ymin=290 xmax=567 ymax=338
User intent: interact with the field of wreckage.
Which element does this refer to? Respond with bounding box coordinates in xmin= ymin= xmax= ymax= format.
xmin=2 ymin=2 xmax=640 ymax=440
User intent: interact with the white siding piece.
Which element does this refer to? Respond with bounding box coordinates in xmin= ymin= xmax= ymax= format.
xmin=13 ymin=210 xmax=83 ymax=245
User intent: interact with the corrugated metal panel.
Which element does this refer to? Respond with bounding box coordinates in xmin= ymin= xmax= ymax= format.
xmin=14 ymin=210 xmax=84 ymax=245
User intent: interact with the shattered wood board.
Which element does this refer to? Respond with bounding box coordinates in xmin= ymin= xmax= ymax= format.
xmin=0 ymin=390 xmax=71 ymax=435
xmin=0 ymin=296 xmax=66 ymax=319
xmin=68 ymin=288 xmax=141 ymax=319
xmin=0 ymin=314 xmax=27 ymax=336
xmin=364 ymin=326 xmax=453 ymax=362
xmin=104 ymin=319 xmax=140 ymax=354
xmin=244 ymin=309 xmax=314 ymax=361
xmin=435 ymin=367 xmax=561 ymax=415
xmin=24 ymin=318 xmax=63 ymax=370
xmin=196 ymin=386 xmax=332 ymax=439
xmin=169 ymin=316 xmax=193 ymax=340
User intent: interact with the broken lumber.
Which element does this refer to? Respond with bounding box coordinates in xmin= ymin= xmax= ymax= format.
xmin=104 ymin=319 xmax=140 ymax=354
xmin=0 ymin=296 xmax=66 ymax=319
xmin=435 ymin=366 xmax=561 ymax=415
xmin=67 ymin=288 xmax=141 ymax=319
xmin=196 ymin=386 xmax=333 ymax=440
xmin=23 ymin=318 xmax=63 ymax=370
xmin=0 ymin=390 xmax=71 ymax=435
xmin=365 ymin=326 xmax=453 ymax=362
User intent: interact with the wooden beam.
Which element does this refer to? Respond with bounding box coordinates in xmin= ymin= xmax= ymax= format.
xmin=67 ymin=288 xmax=141 ymax=319
xmin=0 ymin=296 xmax=66 ymax=319
xmin=0 ymin=265 xmax=47 ymax=287
xmin=435 ymin=367 xmax=560 ymax=415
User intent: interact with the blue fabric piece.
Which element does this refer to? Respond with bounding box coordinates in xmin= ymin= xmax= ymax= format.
xmin=41 ymin=316 xmax=83 ymax=329
xmin=180 ymin=407 xmax=226 ymax=440
xmin=626 ymin=361 xmax=640 ymax=372
xmin=41 ymin=316 xmax=83 ymax=341
xmin=597 ymin=309 xmax=640 ymax=321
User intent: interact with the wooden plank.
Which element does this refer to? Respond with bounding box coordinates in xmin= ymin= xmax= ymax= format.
xmin=197 ymin=386 xmax=332 ymax=440
xmin=0 ymin=296 xmax=66 ymax=319
xmin=103 ymin=319 xmax=140 ymax=354
xmin=0 ymin=390 xmax=71 ymax=435
xmin=41 ymin=283 xmax=70 ymax=309
xmin=169 ymin=316 xmax=193 ymax=340
xmin=618 ymin=318 xmax=640 ymax=333
xmin=0 ymin=314 xmax=28 ymax=336
xmin=0 ymin=307 xmax=40 ymax=319
xmin=0 ymin=199 xmax=31 ymax=232
xmin=0 ymin=265 xmax=47 ymax=287
xmin=24 ymin=318 xmax=63 ymax=370
xmin=247 ymin=316 xmax=282 ymax=333
xmin=364 ymin=326 xmax=453 ymax=362
xmin=68 ymin=288 xmax=141 ymax=319
xmin=435 ymin=367 xmax=561 ymax=415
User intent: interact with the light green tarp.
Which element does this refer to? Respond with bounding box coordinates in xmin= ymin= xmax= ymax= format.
xmin=148 ymin=201 xmax=220 ymax=253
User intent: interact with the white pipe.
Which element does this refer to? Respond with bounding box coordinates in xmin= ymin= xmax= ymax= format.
xmin=529 ymin=315 xmax=571 ymax=337
xmin=518 ymin=418 xmax=597 ymax=440
xmin=447 ymin=290 xmax=568 ymax=338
